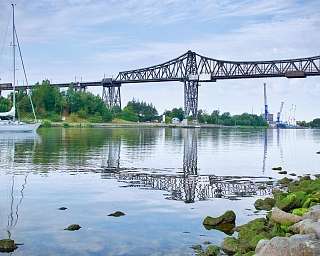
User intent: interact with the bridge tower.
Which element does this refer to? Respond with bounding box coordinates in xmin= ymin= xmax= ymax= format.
xmin=102 ymin=79 xmax=121 ymax=110
xmin=184 ymin=51 xmax=199 ymax=119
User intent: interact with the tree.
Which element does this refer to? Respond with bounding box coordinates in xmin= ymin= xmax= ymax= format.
xmin=0 ymin=96 xmax=11 ymax=112
xmin=309 ymin=118 xmax=320 ymax=128
xmin=164 ymin=107 xmax=184 ymax=121
xmin=118 ymin=99 xmax=158 ymax=122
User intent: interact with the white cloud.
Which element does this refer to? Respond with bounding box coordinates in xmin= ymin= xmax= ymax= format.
xmin=0 ymin=0 xmax=319 ymax=120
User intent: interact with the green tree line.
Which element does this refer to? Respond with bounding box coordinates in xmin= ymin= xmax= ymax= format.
xmin=3 ymin=80 xmax=317 ymax=127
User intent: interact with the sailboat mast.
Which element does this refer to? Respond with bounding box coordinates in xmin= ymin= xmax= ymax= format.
xmin=12 ymin=3 xmax=16 ymax=122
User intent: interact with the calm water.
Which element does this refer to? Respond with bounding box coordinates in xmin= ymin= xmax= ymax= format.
xmin=0 ymin=127 xmax=319 ymax=255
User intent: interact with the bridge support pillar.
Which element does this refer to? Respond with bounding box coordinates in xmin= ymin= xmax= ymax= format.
xmin=184 ymin=81 xmax=199 ymax=119
xmin=184 ymin=51 xmax=199 ymax=119
xmin=102 ymin=83 xmax=121 ymax=110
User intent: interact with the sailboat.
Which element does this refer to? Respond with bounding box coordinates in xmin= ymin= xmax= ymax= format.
xmin=0 ymin=4 xmax=40 ymax=133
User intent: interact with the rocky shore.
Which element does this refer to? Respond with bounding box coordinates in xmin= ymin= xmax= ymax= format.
xmin=194 ymin=175 xmax=320 ymax=256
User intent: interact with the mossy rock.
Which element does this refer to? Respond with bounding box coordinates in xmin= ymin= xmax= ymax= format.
xmin=300 ymin=175 xmax=311 ymax=181
xmin=237 ymin=218 xmax=269 ymax=252
xmin=292 ymin=208 xmax=309 ymax=216
xmin=254 ymin=197 xmax=275 ymax=211
xmin=288 ymin=178 xmax=320 ymax=194
xmin=203 ymin=210 xmax=236 ymax=227
xmin=0 ymin=239 xmax=17 ymax=253
xmin=278 ymin=177 xmax=293 ymax=186
xmin=275 ymin=191 xmax=307 ymax=212
xmin=108 ymin=211 xmax=126 ymax=217
xmin=222 ymin=237 xmax=238 ymax=255
xmin=64 ymin=224 xmax=81 ymax=231
xmin=191 ymin=244 xmax=204 ymax=255
xmin=205 ymin=245 xmax=220 ymax=256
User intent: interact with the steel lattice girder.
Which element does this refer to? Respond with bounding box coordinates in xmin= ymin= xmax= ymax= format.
xmin=116 ymin=51 xmax=320 ymax=83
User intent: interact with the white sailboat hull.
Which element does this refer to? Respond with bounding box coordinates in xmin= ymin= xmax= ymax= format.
xmin=0 ymin=122 xmax=40 ymax=133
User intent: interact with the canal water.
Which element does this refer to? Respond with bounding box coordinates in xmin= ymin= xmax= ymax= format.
xmin=0 ymin=128 xmax=319 ymax=255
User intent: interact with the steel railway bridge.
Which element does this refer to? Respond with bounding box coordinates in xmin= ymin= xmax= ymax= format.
xmin=1 ymin=50 xmax=320 ymax=118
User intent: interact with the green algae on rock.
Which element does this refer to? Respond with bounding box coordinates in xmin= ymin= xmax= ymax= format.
xmin=203 ymin=210 xmax=236 ymax=227
xmin=108 ymin=211 xmax=126 ymax=217
xmin=205 ymin=245 xmax=220 ymax=256
xmin=222 ymin=237 xmax=238 ymax=255
xmin=64 ymin=224 xmax=81 ymax=231
xmin=275 ymin=191 xmax=307 ymax=212
xmin=0 ymin=239 xmax=17 ymax=253
xmin=254 ymin=197 xmax=275 ymax=211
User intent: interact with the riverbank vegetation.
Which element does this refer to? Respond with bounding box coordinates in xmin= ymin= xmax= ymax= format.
xmin=2 ymin=80 xmax=318 ymax=128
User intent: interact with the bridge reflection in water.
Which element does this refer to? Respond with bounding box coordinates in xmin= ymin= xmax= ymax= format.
xmin=101 ymin=129 xmax=274 ymax=203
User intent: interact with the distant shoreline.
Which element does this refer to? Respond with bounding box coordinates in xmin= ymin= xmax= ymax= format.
xmin=45 ymin=122 xmax=271 ymax=129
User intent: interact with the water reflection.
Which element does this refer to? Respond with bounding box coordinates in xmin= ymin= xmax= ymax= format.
xmin=101 ymin=129 xmax=274 ymax=203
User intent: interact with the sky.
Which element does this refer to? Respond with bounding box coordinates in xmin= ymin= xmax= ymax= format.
xmin=0 ymin=0 xmax=319 ymax=121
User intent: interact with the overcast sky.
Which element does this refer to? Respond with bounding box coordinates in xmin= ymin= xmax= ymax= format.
xmin=0 ymin=0 xmax=319 ymax=120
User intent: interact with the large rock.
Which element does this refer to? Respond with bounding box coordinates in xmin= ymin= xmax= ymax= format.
xmin=222 ymin=237 xmax=238 ymax=255
xmin=203 ymin=210 xmax=236 ymax=227
xmin=255 ymin=234 xmax=320 ymax=256
xmin=271 ymin=207 xmax=302 ymax=225
xmin=275 ymin=191 xmax=306 ymax=211
xmin=288 ymin=178 xmax=320 ymax=194
xmin=0 ymin=239 xmax=17 ymax=253
xmin=205 ymin=245 xmax=220 ymax=256
xmin=303 ymin=205 xmax=320 ymax=221
xmin=236 ymin=218 xmax=270 ymax=253
xmin=254 ymin=197 xmax=275 ymax=211
xmin=290 ymin=219 xmax=320 ymax=238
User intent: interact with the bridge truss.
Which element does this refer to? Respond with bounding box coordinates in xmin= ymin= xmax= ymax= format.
xmin=1 ymin=51 xmax=319 ymax=118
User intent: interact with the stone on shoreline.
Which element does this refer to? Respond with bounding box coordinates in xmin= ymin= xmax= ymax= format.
xmin=236 ymin=218 xmax=270 ymax=252
xmin=58 ymin=207 xmax=68 ymax=210
xmin=277 ymin=177 xmax=293 ymax=186
xmin=64 ymin=224 xmax=81 ymax=231
xmin=290 ymin=218 xmax=320 ymax=238
xmin=205 ymin=245 xmax=220 ymax=256
xmin=0 ymin=239 xmax=17 ymax=253
xmin=275 ymin=191 xmax=306 ymax=212
xmin=271 ymin=207 xmax=302 ymax=225
xmin=222 ymin=237 xmax=238 ymax=255
xmin=203 ymin=211 xmax=236 ymax=226
xmin=278 ymin=171 xmax=287 ymax=175
xmin=254 ymin=197 xmax=275 ymax=211
xmin=255 ymin=234 xmax=320 ymax=256
xmin=302 ymin=205 xmax=320 ymax=221
xmin=108 ymin=211 xmax=126 ymax=217
xmin=272 ymin=167 xmax=283 ymax=171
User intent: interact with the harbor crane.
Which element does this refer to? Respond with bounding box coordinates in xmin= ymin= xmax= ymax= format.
xmin=277 ymin=101 xmax=284 ymax=125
